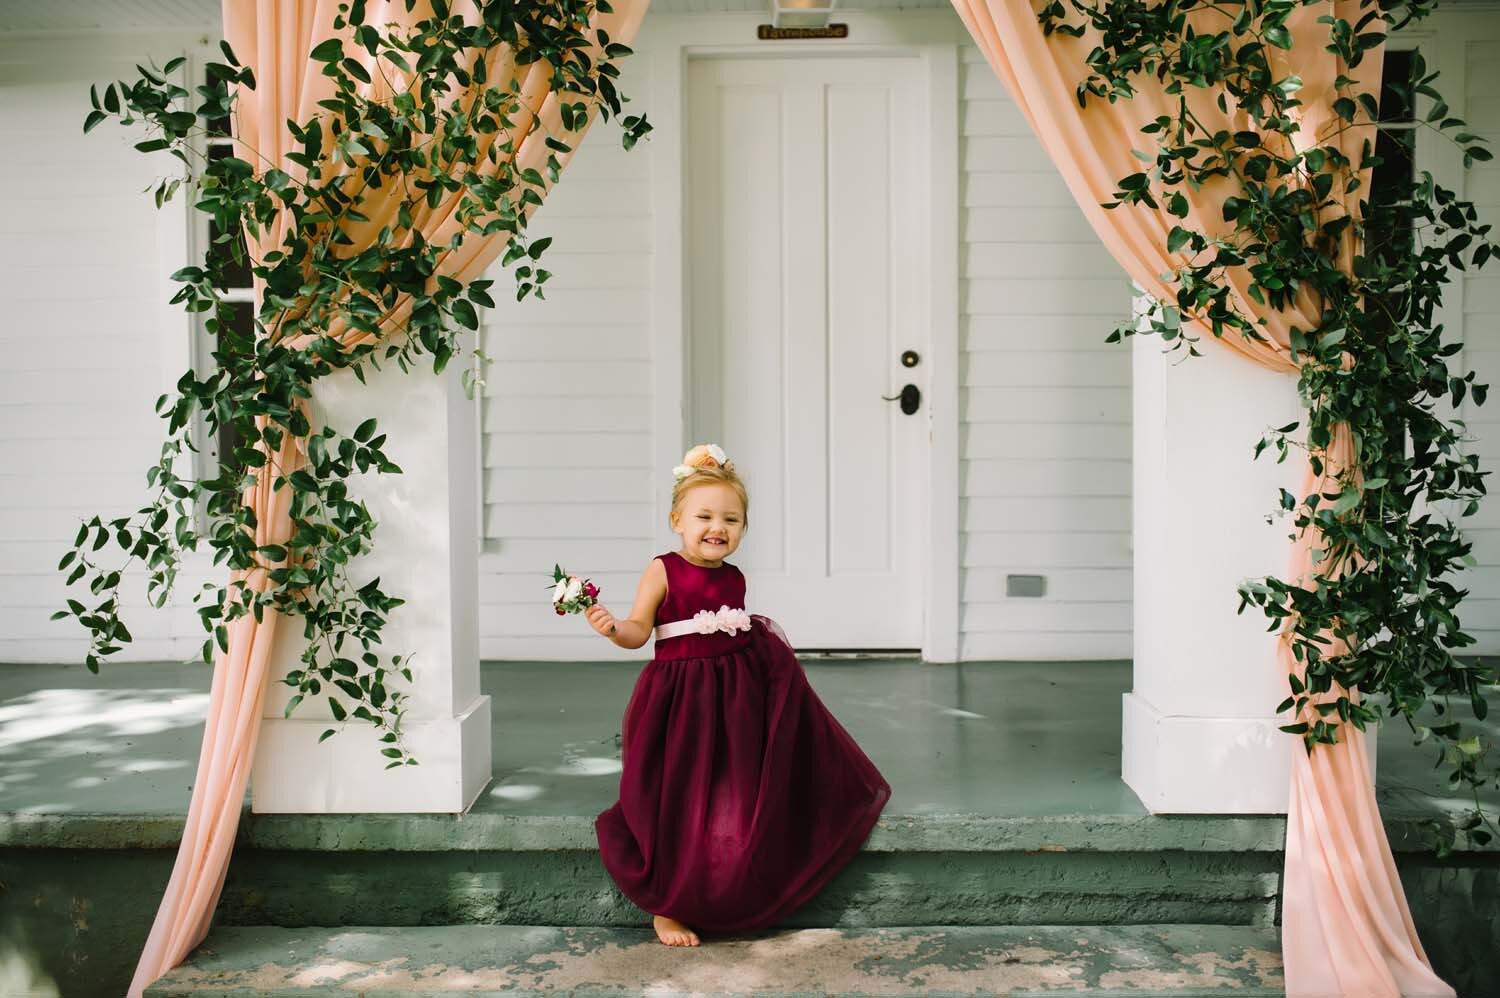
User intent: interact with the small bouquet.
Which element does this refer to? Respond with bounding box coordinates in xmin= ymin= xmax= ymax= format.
xmin=550 ymin=564 xmax=599 ymax=616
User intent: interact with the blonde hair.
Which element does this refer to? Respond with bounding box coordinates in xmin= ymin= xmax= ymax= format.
xmin=670 ymin=464 xmax=750 ymax=530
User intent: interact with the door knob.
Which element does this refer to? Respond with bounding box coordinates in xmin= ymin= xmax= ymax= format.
xmin=881 ymin=383 xmax=921 ymax=415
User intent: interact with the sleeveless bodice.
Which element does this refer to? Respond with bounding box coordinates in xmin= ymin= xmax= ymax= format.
xmin=653 ymin=551 xmax=752 ymax=661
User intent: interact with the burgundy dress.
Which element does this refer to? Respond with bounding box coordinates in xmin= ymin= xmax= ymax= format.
xmin=595 ymin=551 xmax=891 ymax=933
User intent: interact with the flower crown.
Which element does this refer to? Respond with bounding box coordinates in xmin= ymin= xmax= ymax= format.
xmin=673 ymin=443 xmax=734 ymax=483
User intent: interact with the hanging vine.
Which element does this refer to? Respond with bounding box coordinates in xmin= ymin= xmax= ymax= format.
xmin=1038 ymin=0 xmax=1495 ymax=846
xmin=55 ymin=0 xmax=650 ymax=766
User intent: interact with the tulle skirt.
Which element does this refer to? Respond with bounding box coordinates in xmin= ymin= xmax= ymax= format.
xmin=595 ymin=615 xmax=891 ymax=933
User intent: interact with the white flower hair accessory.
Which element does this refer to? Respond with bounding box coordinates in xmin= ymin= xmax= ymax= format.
xmin=673 ymin=443 xmax=734 ymax=483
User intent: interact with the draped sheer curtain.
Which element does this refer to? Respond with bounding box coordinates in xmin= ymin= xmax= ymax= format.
xmin=128 ymin=1 xmax=649 ymax=994
xmin=949 ymin=2 xmax=1452 ymax=995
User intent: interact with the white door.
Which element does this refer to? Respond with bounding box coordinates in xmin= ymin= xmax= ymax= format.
xmin=686 ymin=55 xmax=927 ymax=649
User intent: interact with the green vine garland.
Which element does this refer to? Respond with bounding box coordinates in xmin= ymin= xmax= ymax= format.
xmin=55 ymin=0 xmax=649 ymax=766
xmin=1038 ymin=0 xmax=1496 ymax=846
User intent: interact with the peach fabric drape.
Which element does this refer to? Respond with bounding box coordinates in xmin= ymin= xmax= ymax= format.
xmin=128 ymin=2 xmax=648 ymax=994
xmin=951 ymin=2 xmax=1452 ymax=995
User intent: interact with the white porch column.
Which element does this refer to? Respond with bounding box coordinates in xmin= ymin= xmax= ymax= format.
xmin=1123 ymin=312 xmax=1373 ymax=814
xmin=251 ymin=359 xmax=491 ymax=813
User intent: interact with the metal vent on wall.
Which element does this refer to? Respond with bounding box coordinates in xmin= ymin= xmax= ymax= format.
xmin=1006 ymin=574 xmax=1047 ymax=598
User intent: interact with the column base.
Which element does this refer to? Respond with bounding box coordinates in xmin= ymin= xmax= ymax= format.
xmin=1122 ymin=692 xmax=1377 ymax=815
xmin=251 ymin=695 xmax=492 ymax=814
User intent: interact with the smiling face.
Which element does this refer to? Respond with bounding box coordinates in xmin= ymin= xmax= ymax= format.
xmin=670 ymin=481 xmax=746 ymax=565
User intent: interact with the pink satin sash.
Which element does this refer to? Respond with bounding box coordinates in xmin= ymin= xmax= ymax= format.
xmin=653 ymin=605 xmax=752 ymax=641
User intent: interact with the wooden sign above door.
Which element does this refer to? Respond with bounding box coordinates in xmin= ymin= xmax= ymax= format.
xmin=757 ymin=24 xmax=848 ymax=40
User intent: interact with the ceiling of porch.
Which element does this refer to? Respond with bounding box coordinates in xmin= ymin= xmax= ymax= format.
xmin=4 ymin=0 xmax=1496 ymax=35
xmin=0 ymin=0 xmax=951 ymax=35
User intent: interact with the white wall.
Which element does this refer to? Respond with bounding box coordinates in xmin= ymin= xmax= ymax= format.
xmin=0 ymin=36 xmax=211 ymax=664
xmin=2 ymin=11 xmax=1493 ymax=666
xmin=476 ymin=55 xmax=658 ymax=661
xmin=474 ymin=15 xmax=1138 ymax=661
xmin=954 ymin=46 xmax=1134 ymax=661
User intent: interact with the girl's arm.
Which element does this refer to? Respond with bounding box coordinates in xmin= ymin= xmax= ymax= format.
xmin=585 ymin=557 xmax=667 ymax=650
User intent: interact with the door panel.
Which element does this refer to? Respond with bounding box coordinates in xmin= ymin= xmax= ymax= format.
xmin=687 ymin=56 xmax=926 ymax=648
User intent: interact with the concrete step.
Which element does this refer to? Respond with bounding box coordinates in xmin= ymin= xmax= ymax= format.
xmin=145 ymin=924 xmax=1283 ymax=996
xmin=203 ymin=813 xmax=1285 ymax=930
xmin=5 ymin=814 xmax=1287 ymax=954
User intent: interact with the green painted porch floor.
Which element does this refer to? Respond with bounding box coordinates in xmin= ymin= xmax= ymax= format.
xmin=144 ymin=924 xmax=1284 ymax=997
xmin=5 ymin=659 xmax=1497 ymax=996
xmin=0 ymin=658 xmax=1491 ymax=843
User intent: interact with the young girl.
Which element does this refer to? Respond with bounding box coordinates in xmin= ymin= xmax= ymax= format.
xmin=586 ymin=444 xmax=892 ymax=947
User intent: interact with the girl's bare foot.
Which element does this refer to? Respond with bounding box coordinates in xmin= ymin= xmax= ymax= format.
xmin=653 ymin=914 xmax=701 ymax=947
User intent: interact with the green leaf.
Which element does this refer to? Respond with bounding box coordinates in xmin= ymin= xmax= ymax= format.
xmin=1330 ymin=488 xmax=1362 ymax=516
xmin=451 ymin=299 xmax=479 ymax=330
xmin=354 ymin=418 xmax=377 ymax=442
xmin=311 ymin=38 xmax=344 ymax=62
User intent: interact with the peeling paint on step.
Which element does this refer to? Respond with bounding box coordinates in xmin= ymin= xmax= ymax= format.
xmin=148 ymin=924 xmax=1287 ymax=996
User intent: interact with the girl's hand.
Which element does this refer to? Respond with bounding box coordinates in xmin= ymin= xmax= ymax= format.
xmin=586 ymin=604 xmax=618 ymax=638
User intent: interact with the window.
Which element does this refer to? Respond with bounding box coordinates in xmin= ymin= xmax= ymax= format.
xmin=192 ymin=60 xmax=254 ymax=498
xmin=1367 ymin=46 xmax=1419 ymax=322
xmin=1366 ymin=45 xmax=1421 ymax=469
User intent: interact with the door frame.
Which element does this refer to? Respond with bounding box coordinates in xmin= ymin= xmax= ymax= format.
xmin=642 ymin=11 xmax=962 ymax=661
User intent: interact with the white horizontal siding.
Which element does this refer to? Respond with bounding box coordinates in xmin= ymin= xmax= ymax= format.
xmin=1461 ymin=32 xmax=1500 ymax=655
xmin=957 ymin=45 xmax=1134 ymax=661
xmin=39 ymin=17 xmax=1498 ymax=672
xmin=963 ymin=387 xmax=1130 ymax=424
xmin=0 ymin=40 xmax=209 ymax=664
xmin=478 ymin=57 xmax=656 ymax=661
